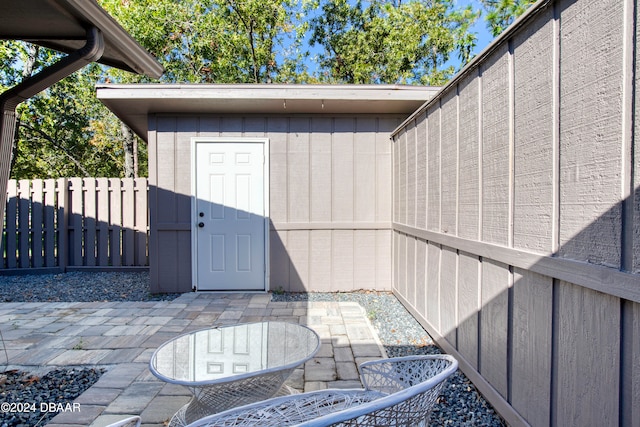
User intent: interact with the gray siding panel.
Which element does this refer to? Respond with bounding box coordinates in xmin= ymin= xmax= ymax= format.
xmin=415 ymin=238 xmax=427 ymax=317
xmin=511 ymin=269 xmax=552 ymax=427
xmin=405 ymin=235 xmax=416 ymax=308
xmin=480 ymin=259 xmax=509 ymax=399
xmin=457 ymin=72 xmax=480 ymax=240
xmin=513 ymin=9 xmax=555 ymax=254
xmin=397 ymin=129 xmax=407 ymax=225
xmin=457 ymin=252 xmax=479 ymax=369
xmin=355 ymin=118 xmax=377 ymax=222
xmin=287 ymin=230 xmax=309 ymax=292
xmin=332 ymin=119 xmax=355 ymax=222
xmin=397 ymin=232 xmax=407 ymax=298
xmin=440 ymin=246 xmax=457 ymax=347
xmin=243 ymin=117 xmax=266 ymax=136
xmin=415 ymin=113 xmax=427 ymax=230
xmin=310 ymin=118 xmax=333 ymax=223
xmin=426 ymin=242 xmax=440 ymax=332
xmin=151 ymin=116 xmax=193 ymax=293
xmin=427 ymin=106 xmax=440 ymax=231
xmin=440 ymin=90 xmax=458 ymax=236
xmin=406 ymin=122 xmax=417 ymax=228
xmin=269 ymin=229 xmax=289 ymax=290
xmin=391 ymin=0 xmax=640 ymax=424
xmin=267 ymin=118 xmax=289 ymax=223
xmin=354 ymin=230 xmax=377 ymax=290
xmin=555 ymin=283 xmax=620 ymax=426
xmin=375 ymin=230 xmax=392 ymax=291
xmin=375 ymin=118 xmax=395 ymax=223
xmin=288 ymin=118 xmax=311 ymax=223
xmin=481 ymin=45 xmax=511 ymax=246
xmin=309 ymin=230 xmax=332 ymax=292
xmin=332 ymin=230 xmax=354 ymax=291
xmin=558 ymin=0 xmax=623 ymax=267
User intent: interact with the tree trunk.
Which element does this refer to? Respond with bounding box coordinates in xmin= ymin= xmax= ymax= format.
xmin=121 ymin=122 xmax=135 ymax=178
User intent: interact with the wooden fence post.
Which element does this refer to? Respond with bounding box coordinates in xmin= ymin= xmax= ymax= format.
xmin=43 ymin=179 xmax=56 ymax=268
xmin=18 ymin=179 xmax=30 ymax=268
xmin=57 ymin=177 xmax=68 ymax=271
xmin=135 ymin=177 xmax=148 ymax=266
xmin=5 ymin=179 xmax=17 ymax=268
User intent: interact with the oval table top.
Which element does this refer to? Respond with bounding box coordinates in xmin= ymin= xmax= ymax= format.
xmin=149 ymin=321 xmax=320 ymax=386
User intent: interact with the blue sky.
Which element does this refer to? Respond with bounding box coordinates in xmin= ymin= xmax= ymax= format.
xmin=451 ymin=0 xmax=495 ymax=70
xmin=298 ymin=0 xmax=497 ymax=81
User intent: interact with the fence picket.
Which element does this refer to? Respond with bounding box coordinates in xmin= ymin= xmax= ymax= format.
xmin=122 ymin=179 xmax=135 ymax=266
xmin=31 ymin=179 xmax=44 ymax=268
xmin=2 ymin=177 xmax=150 ymax=272
xmin=5 ymin=180 xmax=17 ymax=268
xmin=109 ymin=178 xmax=122 ymax=267
xmin=135 ymin=177 xmax=148 ymax=265
xmin=43 ymin=179 xmax=56 ymax=267
xmin=69 ymin=178 xmax=83 ymax=266
xmin=84 ymin=178 xmax=97 ymax=267
xmin=97 ymin=178 xmax=110 ymax=266
xmin=57 ymin=178 xmax=68 ymax=270
xmin=18 ymin=180 xmax=30 ymax=268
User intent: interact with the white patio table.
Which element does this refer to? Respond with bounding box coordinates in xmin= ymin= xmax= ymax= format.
xmin=149 ymin=321 xmax=321 ymax=427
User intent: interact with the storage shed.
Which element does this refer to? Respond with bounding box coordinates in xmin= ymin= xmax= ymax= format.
xmin=98 ymin=84 xmax=438 ymax=293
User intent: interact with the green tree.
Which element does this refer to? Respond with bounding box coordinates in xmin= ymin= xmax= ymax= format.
xmin=99 ymin=0 xmax=307 ymax=84
xmin=0 ymin=42 xmax=129 ymax=178
xmin=2 ymin=0 xmax=481 ymax=179
xmin=480 ymin=0 xmax=536 ymax=36
xmin=99 ymin=0 xmax=310 ymax=176
xmin=308 ymin=0 xmax=479 ymax=85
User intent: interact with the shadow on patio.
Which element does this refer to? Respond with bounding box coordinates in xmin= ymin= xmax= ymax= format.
xmin=0 ymin=288 xmax=503 ymax=427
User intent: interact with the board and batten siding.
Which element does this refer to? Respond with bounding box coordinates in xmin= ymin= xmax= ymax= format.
xmin=391 ymin=0 xmax=640 ymax=426
xmin=148 ymin=114 xmax=402 ymax=293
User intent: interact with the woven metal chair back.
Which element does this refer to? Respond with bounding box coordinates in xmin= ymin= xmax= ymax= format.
xmin=298 ymin=354 xmax=458 ymax=427
xmin=184 ymin=354 xmax=457 ymax=427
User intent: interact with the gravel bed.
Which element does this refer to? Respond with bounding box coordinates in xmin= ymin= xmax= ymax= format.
xmin=0 ymin=271 xmax=180 ymax=303
xmin=272 ymin=291 xmax=506 ymax=427
xmin=0 ymin=272 xmax=504 ymax=426
xmin=0 ymin=368 xmax=103 ymax=427
xmin=0 ymin=271 xmax=178 ymax=427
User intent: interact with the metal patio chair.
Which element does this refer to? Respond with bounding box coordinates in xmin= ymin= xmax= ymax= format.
xmin=185 ymin=354 xmax=458 ymax=427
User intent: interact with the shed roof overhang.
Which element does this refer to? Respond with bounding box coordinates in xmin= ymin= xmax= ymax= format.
xmin=97 ymin=84 xmax=440 ymax=141
xmin=0 ymin=0 xmax=163 ymax=78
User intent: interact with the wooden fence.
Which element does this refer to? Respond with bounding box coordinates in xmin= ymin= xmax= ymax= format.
xmin=2 ymin=178 xmax=149 ymax=272
xmin=390 ymin=0 xmax=640 ymax=426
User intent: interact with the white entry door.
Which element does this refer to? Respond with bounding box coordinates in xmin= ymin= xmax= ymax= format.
xmin=194 ymin=140 xmax=267 ymax=291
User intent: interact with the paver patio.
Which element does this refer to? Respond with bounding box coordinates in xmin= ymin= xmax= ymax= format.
xmin=0 ymin=292 xmax=386 ymax=427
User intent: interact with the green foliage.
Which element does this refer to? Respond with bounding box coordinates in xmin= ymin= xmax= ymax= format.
xmin=11 ymin=64 xmax=129 ymax=178
xmin=1 ymin=0 xmax=483 ymax=179
xmin=100 ymin=0 xmax=307 ymax=84
xmin=308 ymin=0 xmax=479 ymax=85
xmin=480 ymin=0 xmax=537 ymax=36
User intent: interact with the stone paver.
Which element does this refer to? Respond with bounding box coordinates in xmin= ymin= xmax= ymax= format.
xmin=0 ymin=293 xmax=386 ymax=426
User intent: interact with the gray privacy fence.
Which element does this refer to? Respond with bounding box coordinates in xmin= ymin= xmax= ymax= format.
xmin=391 ymin=0 xmax=639 ymax=426
xmin=1 ymin=177 xmax=149 ymax=272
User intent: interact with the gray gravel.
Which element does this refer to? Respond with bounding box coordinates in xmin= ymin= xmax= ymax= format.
xmin=0 ymin=271 xmax=180 ymax=303
xmin=0 ymin=368 xmax=104 ymax=427
xmin=272 ymin=291 xmax=506 ymax=427
xmin=0 ymin=272 xmax=505 ymax=426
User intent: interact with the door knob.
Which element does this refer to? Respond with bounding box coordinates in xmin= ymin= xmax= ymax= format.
xmin=198 ymin=222 xmax=204 ymax=228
